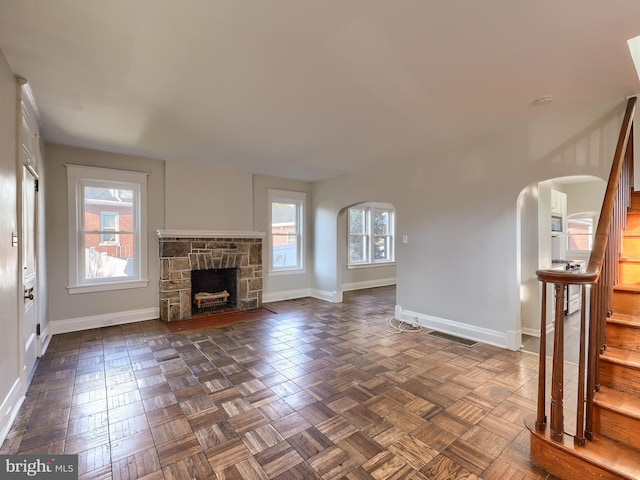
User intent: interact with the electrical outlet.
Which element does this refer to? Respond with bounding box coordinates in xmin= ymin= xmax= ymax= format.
xmin=402 ymin=235 xmax=408 ymax=244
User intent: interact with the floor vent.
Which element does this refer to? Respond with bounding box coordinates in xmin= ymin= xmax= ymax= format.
xmin=427 ymin=330 xmax=478 ymax=347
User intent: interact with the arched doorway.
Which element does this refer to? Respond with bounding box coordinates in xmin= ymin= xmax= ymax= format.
xmin=518 ymin=175 xmax=606 ymax=359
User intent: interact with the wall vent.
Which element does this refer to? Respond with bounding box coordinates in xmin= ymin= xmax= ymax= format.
xmin=427 ymin=330 xmax=478 ymax=347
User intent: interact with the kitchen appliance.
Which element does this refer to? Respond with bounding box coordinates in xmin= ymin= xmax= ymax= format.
xmin=551 ymin=260 xmax=586 ymax=314
xmin=551 ymin=214 xmax=564 ymax=235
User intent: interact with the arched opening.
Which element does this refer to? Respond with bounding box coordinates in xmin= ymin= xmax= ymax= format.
xmin=336 ymin=201 xmax=397 ymax=295
xmin=518 ymin=175 xmax=606 ymax=359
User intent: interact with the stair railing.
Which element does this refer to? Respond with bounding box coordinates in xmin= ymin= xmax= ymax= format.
xmin=535 ymin=96 xmax=635 ymax=446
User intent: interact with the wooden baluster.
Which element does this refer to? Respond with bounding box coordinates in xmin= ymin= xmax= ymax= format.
xmin=550 ymin=282 xmax=565 ymax=441
xmin=536 ymin=281 xmax=547 ymax=430
xmin=586 ymin=285 xmax=598 ymax=440
xmin=575 ymin=285 xmax=587 ymax=446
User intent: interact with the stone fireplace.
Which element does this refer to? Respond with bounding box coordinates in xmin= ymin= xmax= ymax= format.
xmin=158 ymin=230 xmax=263 ymax=322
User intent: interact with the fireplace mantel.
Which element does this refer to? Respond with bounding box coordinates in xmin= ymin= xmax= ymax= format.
xmin=157 ymin=229 xmax=265 ymax=239
xmin=158 ymin=233 xmax=263 ymax=321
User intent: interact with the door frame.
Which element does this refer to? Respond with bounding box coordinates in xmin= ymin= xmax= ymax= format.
xmin=17 ymin=78 xmax=43 ymax=391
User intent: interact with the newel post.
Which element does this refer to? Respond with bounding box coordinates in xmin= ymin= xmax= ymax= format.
xmin=536 ymin=281 xmax=547 ymax=430
xmin=550 ymin=282 xmax=565 ymax=441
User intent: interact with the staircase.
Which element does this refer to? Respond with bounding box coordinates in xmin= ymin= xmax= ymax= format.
xmin=526 ymin=97 xmax=640 ymax=480
xmin=592 ymin=192 xmax=640 ymax=476
xmin=527 ymin=193 xmax=640 ymax=480
xmin=602 ymin=194 xmax=640 ymax=451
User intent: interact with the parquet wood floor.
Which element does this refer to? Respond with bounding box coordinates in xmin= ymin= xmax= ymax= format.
xmin=1 ymin=286 xmax=559 ymax=479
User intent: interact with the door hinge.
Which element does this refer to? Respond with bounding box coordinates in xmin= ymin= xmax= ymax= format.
xmin=34 ymin=179 xmax=39 ymax=192
xmin=36 ymin=324 xmax=40 ymax=336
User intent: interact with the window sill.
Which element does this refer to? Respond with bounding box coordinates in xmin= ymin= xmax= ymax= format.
xmin=347 ymin=262 xmax=396 ymax=270
xmin=68 ymin=279 xmax=149 ymax=295
xmin=268 ymin=268 xmax=307 ymax=277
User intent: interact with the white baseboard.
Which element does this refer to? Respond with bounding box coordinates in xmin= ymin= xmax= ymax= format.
xmin=522 ymin=327 xmax=540 ymax=337
xmin=263 ymin=288 xmax=311 ymax=303
xmin=38 ymin=322 xmax=52 ymax=357
xmin=51 ymin=307 xmax=160 ymax=335
xmin=263 ymin=288 xmax=345 ymax=304
xmin=397 ymin=305 xmax=518 ymax=350
xmin=264 ymin=284 xmax=389 ymax=304
xmin=311 ymin=289 xmax=342 ymax=303
xmin=522 ymin=322 xmax=555 ymax=338
xmin=506 ymin=329 xmax=522 ymax=351
xmin=0 ymin=379 xmax=25 ymax=447
xmin=341 ymin=278 xmax=396 ymax=292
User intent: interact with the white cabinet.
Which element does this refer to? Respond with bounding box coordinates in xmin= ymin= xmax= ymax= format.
xmin=551 ymin=189 xmax=567 ymax=216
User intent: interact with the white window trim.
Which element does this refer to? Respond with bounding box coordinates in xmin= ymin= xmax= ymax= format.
xmin=347 ymin=202 xmax=396 ymax=268
xmin=268 ymin=189 xmax=306 ymax=275
xmin=66 ymin=164 xmax=149 ymax=294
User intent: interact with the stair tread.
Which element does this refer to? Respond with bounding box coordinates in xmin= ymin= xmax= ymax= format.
xmin=594 ymin=386 xmax=640 ymax=419
xmin=526 ymin=415 xmax=640 ymax=479
xmin=620 ymin=257 xmax=640 ymax=263
xmin=613 ymin=283 xmax=640 ymax=293
xmin=608 ymin=313 xmax=640 ymax=327
xmin=601 ymin=346 xmax=640 ymax=368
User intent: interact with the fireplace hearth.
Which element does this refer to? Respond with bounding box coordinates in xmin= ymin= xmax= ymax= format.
xmin=158 ymin=230 xmax=263 ymax=322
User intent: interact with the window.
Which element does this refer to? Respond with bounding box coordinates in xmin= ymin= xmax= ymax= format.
xmin=349 ymin=207 xmax=367 ymax=264
xmin=567 ymin=216 xmax=595 ymax=251
xmin=100 ymin=211 xmax=119 ymax=244
xmin=66 ymin=165 xmax=148 ymax=293
xmin=268 ymin=189 xmax=306 ymax=273
xmin=348 ymin=203 xmax=395 ymax=266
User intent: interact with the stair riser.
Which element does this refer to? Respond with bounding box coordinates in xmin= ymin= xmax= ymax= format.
xmin=593 ymin=406 xmax=640 ymax=450
xmin=612 ymin=291 xmax=640 ymax=315
xmin=606 ymin=323 xmax=640 ymax=351
xmin=529 ymin=432 xmax=623 ymax=480
xmin=618 ymin=262 xmax=640 ymax=284
xmin=626 ymin=213 xmax=640 ymax=232
xmin=631 ymin=194 xmax=640 ymax=211
xmin=599 ymin=360 xmax=640 ymax=395
xmin=622 ymin=236 xmax=640 ymax=257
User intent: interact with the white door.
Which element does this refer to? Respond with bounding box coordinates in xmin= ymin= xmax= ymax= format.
xmin=22 ymin=163 xmax=38 ymax=381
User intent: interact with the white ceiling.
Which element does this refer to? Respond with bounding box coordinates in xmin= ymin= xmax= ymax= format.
xmin=0 ymin=0 xmax=639 ymax=181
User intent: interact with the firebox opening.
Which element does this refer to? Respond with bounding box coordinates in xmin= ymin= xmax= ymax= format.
xmin=191 ymin=268 xmax=238 ymax=316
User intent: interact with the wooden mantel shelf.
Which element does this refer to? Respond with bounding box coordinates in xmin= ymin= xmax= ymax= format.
xmin=157 ymin=229 xmax=265 ymax=239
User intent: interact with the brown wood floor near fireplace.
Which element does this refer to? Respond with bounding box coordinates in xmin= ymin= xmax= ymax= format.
xmin=0 ymin=287 xmax=559 ymax=479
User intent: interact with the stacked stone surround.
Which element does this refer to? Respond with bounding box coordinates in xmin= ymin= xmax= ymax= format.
xmin=158 ymin=231 xmax=263 ymax=322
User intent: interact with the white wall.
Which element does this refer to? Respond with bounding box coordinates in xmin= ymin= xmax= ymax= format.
xmin=165 ymin=161 xmax=253 ymax=231
xmin=565 ymin=180 xmax=607 ymax=217
xmin=0 ymin=51 xmax=22 ymax=441
xmin=313 ymin=102 xmax=624 ymax=349
xmin=45 ymin=144 xmax=165 ymax=332
xmin=519 ymin=183 xmax=540 ymax=335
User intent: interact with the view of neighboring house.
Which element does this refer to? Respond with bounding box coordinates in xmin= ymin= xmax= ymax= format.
xmin=83 ymin=186 xmax=135 ymax=278
xmin=271 ymin=201 xmax=298 ymax=268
